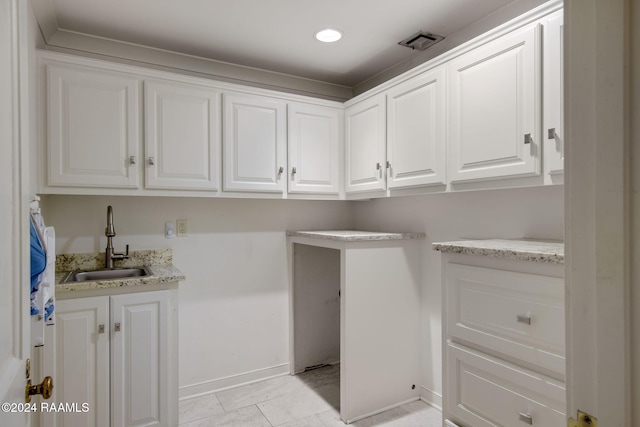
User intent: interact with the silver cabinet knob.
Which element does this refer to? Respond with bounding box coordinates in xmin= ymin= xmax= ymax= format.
xmin=148 ymin=157 xmax=155 ymax=166
xmin=278 ymin=166 xmax=284 ymax=175
xmin=517 ymin=315 xmax=532 ymax=325
xmin=518 ymin=412 xmax=533 ymax=425
xmin=292 ymin=167 xmax=297 ymax=175
xmin=98 ymin=324 xmax=105 ymax=334
xmin=524 ymin=133 xmax=533 ymax=145
xmin=114 ymin=323 xmax=121 ymax=332
xmin=129 ymin=156 xmax=136 ymax=165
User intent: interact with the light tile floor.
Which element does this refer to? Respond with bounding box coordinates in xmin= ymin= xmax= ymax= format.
xmin=179 ymin=365 xmax=442 ymax=427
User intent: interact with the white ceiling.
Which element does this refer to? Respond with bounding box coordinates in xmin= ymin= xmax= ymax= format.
xmin=33 ymin=0 xmax=519 ymax=87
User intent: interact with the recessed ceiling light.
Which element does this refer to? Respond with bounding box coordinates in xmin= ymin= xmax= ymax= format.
xmin=315 ymin=28 xmax=343 ymax=43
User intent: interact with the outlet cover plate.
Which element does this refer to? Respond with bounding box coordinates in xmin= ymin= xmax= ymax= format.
xmin=176 ymin=219 xmax=187 ymax=237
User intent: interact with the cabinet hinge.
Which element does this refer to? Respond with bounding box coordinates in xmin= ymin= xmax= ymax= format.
xmin=568 ymin=410 xmax=597 ymax=427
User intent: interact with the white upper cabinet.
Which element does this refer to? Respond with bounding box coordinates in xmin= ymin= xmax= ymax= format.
xmin=46 ymin=63 xmax=141 ymax=188
xmin=543 ymin=10 xmax=564 ymax=183
xmin=222 ymin=93 xmax=287 ymax=193
xmin=345 ymin=94 xmax=386 ymax=193
xmin=287 ymin=103 xmax=341 ymax=195
xmin=144 ymin=79 xmax=220 ymax=191
xmin=448 ymin=24 xmax=541 ymax=183
xmin=386 ymin=67 xmax=447 ymax=189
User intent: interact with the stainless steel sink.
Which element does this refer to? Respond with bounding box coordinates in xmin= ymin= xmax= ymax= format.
xmin=61 ymin=266 xmax=153 ymax=283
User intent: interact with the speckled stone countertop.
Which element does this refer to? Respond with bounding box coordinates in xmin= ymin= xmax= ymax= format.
xmin=287 ymin=230 xmax=426 ymax=241
xmin=432 ymin=239 xmax=564 ymax=264
xmin=56 ymin=249 xmax=185 ymax=293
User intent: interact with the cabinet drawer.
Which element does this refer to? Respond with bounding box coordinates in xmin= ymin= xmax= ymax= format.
xmin=446 ymin=342 xmax=565 ymax=427
xmin=446 ymin=263 xmax=564 ymax=375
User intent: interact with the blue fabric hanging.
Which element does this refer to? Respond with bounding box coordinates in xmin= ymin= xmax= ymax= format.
xmin=30 ymin=219 xmax=46 ymax=314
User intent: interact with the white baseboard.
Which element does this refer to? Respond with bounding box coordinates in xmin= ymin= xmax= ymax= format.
xmin=345 ymin=396 xmax=420 ymax=424
xmin=419 ymin=385 xmax=442 ymax=411
xmin=179 ymin=363 xmax=290 ymax=400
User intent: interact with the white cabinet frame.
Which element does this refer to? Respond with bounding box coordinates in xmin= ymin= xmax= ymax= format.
xmin=222 ymin=93 xmax=287 ymax=193
xmin=386 ymin=67 xmax=447 ymax=189
xmin=144 ymin=79 xmax=221 ymax=191
xmin=345 ymin=94 xmax=386 ymax=194
xmin=46 ymin=63 xmax=141 ymax=188
xmin=287 ymin=103 xmax=342 ymax=195
xmin=447 ymin=24 xmax=542 ymax=183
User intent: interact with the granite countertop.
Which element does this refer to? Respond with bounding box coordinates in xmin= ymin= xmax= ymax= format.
xmin=432 ymin=239 xmax=564 ymax=264
xmin=287 ymin=230 xmax=426 ymax=242
xmin=55 ymin=249 xmax=185 ymax=293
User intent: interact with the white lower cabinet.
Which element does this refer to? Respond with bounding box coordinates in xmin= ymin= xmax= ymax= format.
xmin=47 ymin=296 xmax=109 ymax=427
xmin=446 ymin=342 xmax=566 ymax=427
xmin=442 ymin=260 xmax=565 ymax=427
xmin=49 ymin=289 xmax=177 ymax=427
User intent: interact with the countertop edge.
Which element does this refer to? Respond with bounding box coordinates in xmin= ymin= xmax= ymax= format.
xmin=287 ymin=230 xmax=426 ymax=242
xmin=55 ymin=265 xmax=186 ymax=294
xmin=432 ymin=239 xmax=565 ymax=265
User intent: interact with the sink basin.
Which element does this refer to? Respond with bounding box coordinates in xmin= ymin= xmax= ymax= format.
xmin=61 ymin=266 xmax=153 ymax=283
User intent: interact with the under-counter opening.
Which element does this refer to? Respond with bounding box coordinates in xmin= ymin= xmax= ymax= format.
xmin=292 ymin=243 xmax=341 ymax=375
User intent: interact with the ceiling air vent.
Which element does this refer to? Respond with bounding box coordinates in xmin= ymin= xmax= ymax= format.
xmin=398 ymin=31 xmax=445 ymax=51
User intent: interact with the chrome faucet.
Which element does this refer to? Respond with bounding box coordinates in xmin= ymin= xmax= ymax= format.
xmin=105 ymin=205 xmax=129 ymax=268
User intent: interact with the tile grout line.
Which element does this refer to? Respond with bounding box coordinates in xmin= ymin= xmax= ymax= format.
xmin=255 ymin=402 xmax=277 ymax=427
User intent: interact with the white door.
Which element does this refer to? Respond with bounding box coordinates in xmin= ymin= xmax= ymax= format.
xmin=564 ymin=0 xmax=632 ymax=425
xmin=543 ymin=10 xmax=564 ymax=184
xmin=345 ymin=94 xmax=386 ymax=193
xmin=46 ymin=63 xmax=141 ymax=188
xmin=386 ymin=67 xmax=447 ymax=189
xmin=0 ymin=0 xmax=30 ymax=425
xmin=448 ymin=23 xmax=541 ymax=183
xmin=288 ymin=103 xmax=341 ymax=195
xmin=222 ymin=93 xmax=287 ymax=193
xmin=145 ymin=79 xmax=221 ymax=191
xmin=111 ymin=291 xmax=169 ymax=427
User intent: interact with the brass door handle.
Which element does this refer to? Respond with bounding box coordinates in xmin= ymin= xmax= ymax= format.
xmin=26 ymin=376 xmax=53 ymax=402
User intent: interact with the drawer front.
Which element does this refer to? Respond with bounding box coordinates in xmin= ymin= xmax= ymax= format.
xmin=446 ymin=342 xmax=566 ymax=427
xmin=446 ymin=263 xmax=565 ymax=375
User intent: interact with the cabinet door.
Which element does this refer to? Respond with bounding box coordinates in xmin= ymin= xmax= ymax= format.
xmin=288 ymin=103 xmax=341 ymax=194
xmin=222 ymin=93 xmax=286 ymax=192
xmin=446 ymin=342 xmax=566 ymax=427
xmin=111 ymin=291 xmax=169 ymax=427
xmin=543 ymin=11 xmax=564 ymax=182
xmin=51 ymin=297 xmax=109 ymax=427
xmin=448 ymin=24 xmax=541 ymax=183
xmin=345 ymin=94 xmax=386 ymax=193
xmin=145 ymin=80 xmax=220 ymax=190
xmin=386 ymin=67 xmax=447 ymax=188
xmin=445 ymin=263 xmax=565 ymax=375
xmin=46 ymin=63 xmax=140 ymax=188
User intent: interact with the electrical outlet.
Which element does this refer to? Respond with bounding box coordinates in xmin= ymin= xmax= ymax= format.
xmin=176 ymin=219 xmax=187 ymax=237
